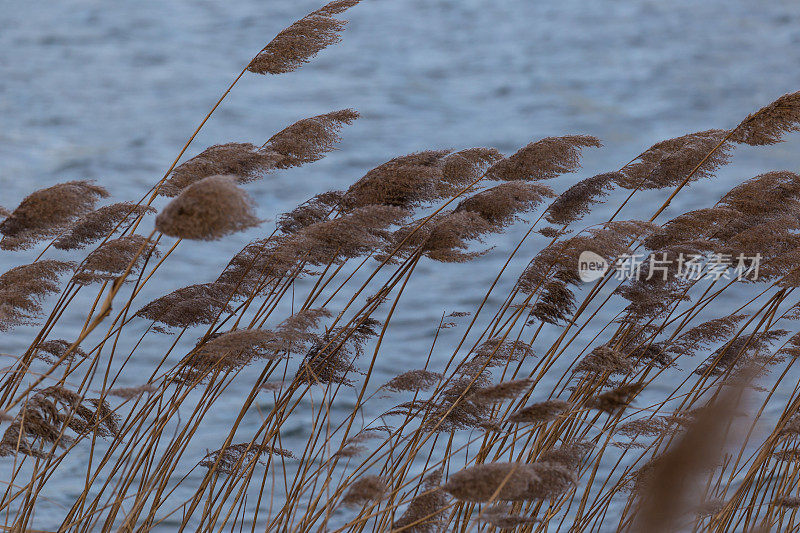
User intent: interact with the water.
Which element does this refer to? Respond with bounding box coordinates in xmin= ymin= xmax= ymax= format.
xmin=3 ymin=0 xmax=800 ymax=529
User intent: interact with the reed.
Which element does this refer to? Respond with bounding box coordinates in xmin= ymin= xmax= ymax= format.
xmin=3 ymin=1 xmax=800 ymax=531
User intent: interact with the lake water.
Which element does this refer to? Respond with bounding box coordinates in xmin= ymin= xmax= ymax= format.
xmin=3 ymin=0 xmax=800 ymax=529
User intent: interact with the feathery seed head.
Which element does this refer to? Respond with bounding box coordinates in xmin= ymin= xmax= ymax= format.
xmin=731 ymin=91 xmax=800 ymax=145
xmin=341 ymin=475 xmax=388 ymax=507
xmin=382 ymin=370 xmax=442 ymax=393
xmin=508 ymin=399 xmax=571 ymax=424
xmin=72 ymin=235 xmax=158 ymax=286
xmin=0 ymin=260 xmax=74 ymax=331
xmin=1 ymin=180 xmax=108 ymax=250
xmin=443 ymin=462 xmax=541 ymax=503
xmin=135 ymin=282 xmax=236 ymax=330
xmin=265 ymin=109 xmax=359 ymax=168
xmin=155 ymin=175 xmax=261 ymax=240
xmin=545 ymin=172 xmax=618 ymax=225
xmin=53 ymin=202 xmax=156 ymax=250
xmin=485 ymin=135 xmax=601 ymax=182
xmin=160 ymin=143 xmax=281 ymax=197
xmin=247 ymin=0 xmax=362 ymax=75
xmin=615 ymin=130 xmax=732 ymax=190
xmin=392 ymin=470 xmax=448 ymax=532
xmin=588 ymin=383 xmax=644 ymax=414
xmin=455 ymin=182 xmax=555 ymax=228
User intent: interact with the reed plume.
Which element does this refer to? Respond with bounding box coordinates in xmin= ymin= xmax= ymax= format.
xmin=0 ymin=260 xmax=74 ymax=331
xmin=615 ymin=130 xmax=732 ymax=189
xmin=695 ymin=330 xmax=787 ymax=376
xmin=336 ymin=426 xmax=389 ymax=458
xmin=161 ymin=110 xmax=358 ymax=196
xmin=667 ymin=314 xmax=748 ymax=357
xmin=479 ymin=504 xmax=539 ymax=528
xmin=53 ymin=202 xmax=155 ymax=250
xmin=155 ymin=174 xmax=261 ymax=240
xmin=72 ymin=235 xmax=159 ymax=285
xmin=297 ymin=205 xmax=407 ymax=265
xmin=484 ymin=135 xmax=601 ymax=181
xmin=247 ymin=0 xmax=362 ymax=75
xmin=265 ymin=108 xmax=359 ymax=168
xmin=538 ymin=441 xmax=594 ymax=470
xmin=1 ymin=180 xmax=108 ymax=250
xmin=442 ymin=462 xmax=541 ymax=503
xmin=0 ymin=386 xmax=117 ymax=458
xmin=160 ymin=143 xmax=280 ymax=197
xmin=544 ymin=171 xmax=618 ymax=225
xmin=135 ymin=282 xmax=236 ymax=330
xmin=341 ymin=475 xmax=388 ymax=507
xmin=342 ymin=150 xmax=454 ymax=210
xmin=392 ymin=470 xmax=448 ymax=532
xmin=731 ymin=91 xmax=800 ymax=145
xmin=507 ymin=399 xmax=570 ymax=424
xmin=178 ymin=329 xmax=286 ymax=383
xmin=587 ymin=383 xmax=644 ymax=414
xmin=574 ymin=344 xmax=634 ymax=376
xmin=199 ymin=443 xmax=294 ymax=475
xmin=277 ymin=190 xmax=344 ymax=234
xmin=106 ymin=384 xmax=156 ymax=400
xmin=296 ymin=316 xmax=378 ymax=385
xmin=382 ymin=370 xmax=442 ymax=393
xmin=454 ymin=182 xmax=555 ymax=227
xmin=35 ymin=339 xmax=87 ymax=365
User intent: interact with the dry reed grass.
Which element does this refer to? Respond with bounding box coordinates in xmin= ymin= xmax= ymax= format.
xmin=3 ymin=1 xmax=800 ymax=531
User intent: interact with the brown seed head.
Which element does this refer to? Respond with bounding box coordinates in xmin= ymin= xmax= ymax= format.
xmin=106 ymin=384 xmax=157 ymax=400
xmin=382 ymin=370 xmax=442 ymax=393
xmin=341 ymin=475 xmax=388 ymax=507
xmin=731 ymin=91 xmax=800 ymax=145
xmin=392 ymin=470 xmax=448 ymax=532
xmin=523 ymin=462 xmax=577 ymax=500
xmin=443 ymin=462 xmax=540 ymax=502
xmin=0 ymin=260 xmax=74 ymax=331
xmin=508 ymin=399 xmax=570 ymax=424
xmin=35 ymin=339 xmax=87 ymax=366
xmin=545 ymin=172 xmax=618 ymax=225
xmin=265 ymin=109 xmax=359 ymax=168
xmin=199 ymin=442 xmax=294 ymax=475
xmin=277 ymin=190 xmax=344 ymax=234
xmin=161 ymin=143 xmax=281 ymax=197
xmin=72 ymin=235 xmax=158 ymax=285
xmin=615 ymin=130 xmax=732 ymax=190
xmin=587 ymin=383 xmax=644 ymax=415
xmin=470 ymin=379 xmax=532 ymax=405
xmin=440 ymin=147 xmax=503 ymax=187
xmin=53 ymin=202 xmax=156 ymax=250
xmin=479 ymin=504 xmax=539 ymax=528
xmin=574 ymin=345 xmax=633 ymax=376
xmin=135 ymin=282 xmax=236 ymax=330
xmin=485 ymin=135 xmax=601 ymax=182
xmin=342 ymin=150 xmax=453 ymax=210
xmin=155 ymin=175 xmax=261 ymax=240
xmin=1 ymin=180 xmax=108 ymax=250
xmin=247 ymin=0 xmax=362 ymax=75
xmin=455 ymin=182 xmax=555 ymax=228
